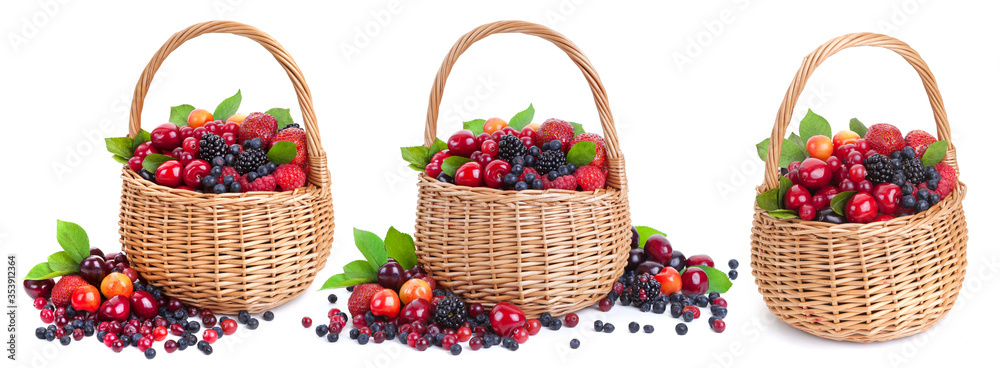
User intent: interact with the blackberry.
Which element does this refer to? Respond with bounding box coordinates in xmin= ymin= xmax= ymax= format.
xmin=626 ymin=273 xmax=661 ymax=306
xmin=902 ymin=158 xmax=926 ymax=184
xmin=864 ymin=154 xmax=894 ymax=184
xmin=278 ymin=123 xmax=301 ymax=132
xmin=535 ymin=150 xmax=567 ymax=175
xmin=432 ymin=295 xmax=467 ymax=329
xmin=198 ymin=133 xmax=227 ymax=161
xmin=235 ymin=148 xmax=267 ymax=175
xmin=497 ymin=135 xmax=526 ymax=162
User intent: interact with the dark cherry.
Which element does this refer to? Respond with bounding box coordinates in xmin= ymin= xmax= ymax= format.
xmin=79 ymin=255 xmax=107 ymax=285
xmin=376 ymin=261 xmax=405 ymax=290
xmin=89 ymin=248 xmax=106 ymax=260
xmin=667 ymin=251 xmax=686 ymax=272
xmin=186 ymin=306 xmax=199 ymax=317
xmin=167 ymin=299 xmax=184 ymax=312
xmin=685 ymin=254 xmax=715 ymax=268
xmin=644 ymin=234 xmax=673 ymax=265
xmin=23 ymin=279 xmax=55 ymax=299
xmin=489 ymin=302 xmax=526 ymax=337
xmin=626 ymin=248 xmax=646 ymax=271
xmin=113 ymin=253 xmax=128 ymax=265
xmin=636 ymin=261 xmax=664 ymax=276
xmin=202 ymin=314 xmax=217 ymax=328
xmin=629 ymin=226 xmax=639 ymax=248
xmin=129 ymin=291 xmax=159 ymax=320
xmin=98 ymin=295 xmax=130 ymax=322
xmin=467 ymin=303 xmax=485 ymax=317
xmin=680 ymin=267 xmax=709 ymax=296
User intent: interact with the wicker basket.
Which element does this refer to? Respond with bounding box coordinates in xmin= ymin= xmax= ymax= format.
xmin=413 ymin=21 xmax=631 ymax=318
xmin=750 ymin=33 xmax=969 ymax=342
xmin=118 ymin=21 xmax=334 ymax=314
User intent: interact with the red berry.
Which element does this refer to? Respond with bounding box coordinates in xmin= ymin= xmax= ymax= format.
xmin=711 ymin=318 xmax=726 ymax=333
xmin=406 ymin=331 xmax=420 ymax=347
xmin=441 ymin=334 xmax=458 ymax=350
xmin=301 ymin=317 xmax=313 ymax=328
xmin=182 ymin=137 xmax=199 ymax=154
xmin=825 ymin=156 xmax=842 ymax=173
xmin=150 ymin=123 xmax=181 ymax=151
xmin=178 ymin=126 xmax=194 ymax=140
xmin=133 ymin=142 xmax=160 ymax=161
xmin=274 ymin=164 xmax=307 ymax=191
xmin=222 ymin=122 xmax=239 ymax=135
xmin=848 ymin=164 xmax=866 ymax=182
xmin=40 ymin=309 xmax=54 ymax=323
xmin=152 ymin=326 xmax=167 ymax=341
xmin=874 ymin=214 xmax=896 ymax=222
xmin=456 ymin=326 xmax=472 ymax=342
xmin=415 ymin=337 xmax=430 ymax=351
xmin=845 ymin=192 xmax=879 ymax=223
xmin=524 ymin=319 xmax=541 ymax=335
xmin=33 ymin=297 xmax=47 ymax=309
xmin=712 ymin=297 xmax=728 ymax=307
xmin=520 ymin=136 xmax=535 ymax=148
xmin=481 ymin=140 xmax=499 ymax=156
xmin=202 ymin=328 xmax=218 ymax=344
xmin=476 ymin=153 xmax=494 ymax=166
xmin=681 ymin=267 xmax=709 ymax=295
xmin=575 ymin=165 xmax=607 ymax=191
xmin=501 ymin=126 xmax=520 ymax=137
xmin=857 ymin=179 xmax=873 ymax=194
xmin=839 ymin=178 xmax=857 ymax=192
xmin=598 ymin=297 xmax=614 ymax=311
xmin=788 ymin=161 xmax=802 ymax=171
xmin=797 ymin=158 xmax=832 ymax=189
xmin=854 ymin=138 xmax=870 ymax=152
xmin=489 ymin=302 xmax=526 ymax=337
xmin=799 ymin=203 xmax=817 ymax=221
xmin=512 ymin=327 xmax=529 ymax=343
xmin=564 ymin=313 xmax=579 ymax=328
xmin=846 ymin=151 xmax=865 ymax=166
xmin=682 ymin=306 xmax=701 ymax=319
xmin=469 ymin=336 xmax=483 ymax=351
xmin=425 ymin=162 xmax=442 ymax=178
xmin=447 ymin=130 xmax=478 ymax=157
xmin=128 ymin=156 xmax=143 ymax=172
xmin=164 ymin=340 xmax=177 ymax=353
xmin=182 ymin=159 xmax=211 ymax=188
xmin=154 ymin=160 xmax=183 ymax=187
xmin=873 ymin=183 xmax=902 ymax=214
xmin=454 ymin=161 xmax=483 ymax=187
xmin=686 ymin=254 xmax=714 ymax=268
xmin=784 ymin=184 xmax=812 ymax=211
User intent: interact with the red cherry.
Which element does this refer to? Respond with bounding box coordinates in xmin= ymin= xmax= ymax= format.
xmin=784 ymin=184 xmax=812 ymax=211
xmin=425 ymin=162 xmax=442 ymax=178
xmin=489 ymin=302 xmax=526 ymax=337
xmin=644 ymin=234 xmax=673 ymax=264
xmin=680 ymin=267 xmax=709 ymax=295
xmin=686 ymin=254 xmax=714 ymax=268
xmin=481 ymin=140 xmax=499 ymax=156
xmin=133 ymin=142 xmax=160 ymax=161
xmin=97 ymin=295 xmax=130 ymax=322
xmin=475 ymin=133 xmax=490 ymax=148
xmin=178 ymin=126 xmax=194 ymax=140
xmin=846 ymin=151 xmax=864 ymax=166
xmin=222 ymin=122 xmax=240 ymax=135
xmin=874 ymin=214 xmax=895 ymax=222
xmin=797 ymin=158 xmax=832 ymax=189
xmin=857 ymin=179 xmax=873 ymax=193
xmin=520 ymin=127 xmax=536 ymax=140
xmin=154 ymin=160 xmax=183 ymax=187
xmin=182 ymin=137 xmax=199 ymax=154
xmin=220 ymin=318 xmax=238 ymax=335
xmin=202 ymin=328 xmax=218 ymax=344
xmin=128 ymin=156 xmax=143 ymax=172
xmin=788 ymin=161 xmax=802 ymax=172
xmin=512 ymin=327 xmax=529 ymax=343
xmin=182 ymin=159 xmax=211 ymax=188
xmin=483 ymin=160 xmax=511 ymax=189
xmin=873 ymin=183 xmax=902 ymax=214
xmin=524 ymin=319 xmax=541 ymax=335
xmin=825 ymin=156 xmax=842 ymax=173
xmin=854 ymin=138 xmax=870 ymax=152
xmin=191 ymin=127 xmax=208 ymax=141
xmin=799 ymin=203 xmax=817 ymax=221
xmin=839 ymin=178 xmax=858 ymax=192
xmin=476 ymin=153 xmax=494 ymax=166
xmin=520 ymin=136 xmax=534 ymax=148
xmin=489 ymin=130 xmax=505 ymax=142
xmin=454 ymin=162 xmax=484 ymax=187
xmin=813 ymin=185 xmax=839 ymax=208
xmin=501 ymin=126 xmax=520 ymax=137
xmin=848 ymin=164 xmax=866 ymax=182
xmin=150 ymin=123 xmax=181 ymax=151
xmin=447 ymin=130 xmax=479 ymax=157
xmin=40 ymin=309 xmax=54 ymax=323
xmin=845 ymin=192 xmax=879 ymax=223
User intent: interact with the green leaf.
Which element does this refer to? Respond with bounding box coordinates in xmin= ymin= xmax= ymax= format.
xmin=55 ymin=220 xmax=89 ymax=263
xmin=569 ymin=122 xmax=585 ymax=137
xmin=353 ymin=228 xmax=388 ymax=272
xmin=767 ymin=209 xmax=800 ymax=219
xmin=408 ymin=164 xmax=424 ymax=171
xmin=635 ymin=226 xmax=667 ymax=249
xmin=922 ymin=140 xmax=948 ymax=167
xmin=385 ymin=227 xmax=417 ymax=270
xmin=132 ymin=130 xmax=151 ymax=151
xmin=169 ymin=104 xmax=196 ymax=126
xmin=265 ymin=108 xmax=294 ymax=129
xmin=830 ymin=191 xmax=857 ymax=216
xmin=463 ymin=119 xmax=485 ymax=136
xmin=429 ymin=139 xmax=448 ymax=156
xmin=777 ymin=176 xmax=793 ymax=209
xmin=799 ymin=109 xmax=832 ymax=139
xmin=757 ymin=138 xmax=808 ymax=168
xmin=441 ymin=156 xmax=473 ymax=177
xmin=319 ymin=274 xmax=371 ymax=290
xmin=105 ymin=137 xmax=134 ymax=159
xmin=690 ymin=265 xmax=733 ymax=294
xmin=755 ymin=188 xmax=781 ymax=211
xmin=141 ymin=154 xmax=174 ymax=173
xmin=23 ymin=263 xmax=74 ymax=280
xmin=266 ymin=141 xmax=297 ymax=165
xmin=343 ymin=260 xmax=377 ymax=281
xmin=400 ymin=146 xmax=431 ymax=169
xmin=788 ymin=133 xmax=807 ymax=156
xmin=213 ymin=90 xmax=242 ymax=122
xmin=566 ymin=141 xmax=597 ymax=167
xmin=112 ymin=155 xmax=129 ymax=165
xmin=508 ymin=104 xmax=535 ymax=130
xmin=47 ymin=251 xmax=79 ymax=273
xmin=849 ymin=118 xmax=867 ymax=137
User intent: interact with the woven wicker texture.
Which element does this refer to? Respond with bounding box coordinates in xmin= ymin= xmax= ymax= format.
xmin=118 ymin=21 xmax=334 ymax=314
xmin=414 ymin=21 xmax=631 ymax=318
xmin=751 ymin=33 xmax=968 ymax=342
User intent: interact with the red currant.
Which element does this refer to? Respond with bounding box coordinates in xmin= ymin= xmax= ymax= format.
xmin=456 ymin=326 xmax=472 ymax=342
xmin=202 ymin=328 xmax=218 ymax=343
xmin=406 ymin=331 xmax=420 ymax=347
xmin=712 ymin=297 xmax=728 ymax=307
xmin=152 ymin=326 xmax=167 ymax=341
xmin=711 ymin=318 xmax=726 ymax=333
xmin=220 ymin=318 xmax=237 ymax=335
xmin=164 ymin=340 xmax=178 ymax=353
xmin=302 ymin=317 xmax=313 ymax=328
xmin=524 ymin=319 xmax=541 ymax=335
xmin=564 ymin=313 xmax=579 ymax=328
xmin=441 ymin=334 xmax=458 ymax=350
xmin=512 ymin=327 xmax=529 ymax=343
xmin=415 ymin=337 xmax=429 ymax=351
xmin=598 ymin=297 xmax=614 ymax=311
xmin=33 ymin=297 xmax=47 ymax=310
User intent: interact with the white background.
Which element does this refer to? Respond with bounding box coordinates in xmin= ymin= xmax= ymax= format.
xmin=2 ymin=1 xmax=998 ymax=367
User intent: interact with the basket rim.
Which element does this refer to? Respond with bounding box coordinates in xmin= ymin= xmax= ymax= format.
xmin=121 ymin=166 xmax=326 ymax=200
xmin=417 ymin=172 xmax=624 ymax=197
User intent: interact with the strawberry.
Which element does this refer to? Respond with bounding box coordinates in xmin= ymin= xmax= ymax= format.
xmin=237 ymin=112 xmax=278 ymax=149
xmin=574 ymin=165 xmax=607 ymax=191
xmin=347 ymin=283 xmax=384 ymax=317
xmin=934 ymin=162 xmax=957 ymax=198
xmin=549 ymin=174 xmax=578 ymax=190
xmin=274 ymin=164 xmax=307 ymax=191
xmin=535 ymin=119 xmax=575 ymax=152
xmin=51 ymin=275 xmax=88 ymax=308
xmin=569 ymin=133 xmax=608 ymax=168
xmin=904 ymin=130 xmax=937 ymax=158
xmin=864 ymin=123 xmax=905 ymax=155
xmin=273 ymin=127 xmax=309 ymax=169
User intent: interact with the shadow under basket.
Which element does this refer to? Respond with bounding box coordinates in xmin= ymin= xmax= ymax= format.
xmin=750 ymin=32 xmax=969 ymax=342
xmin=117 ymin=21 xmax=334 ymax=314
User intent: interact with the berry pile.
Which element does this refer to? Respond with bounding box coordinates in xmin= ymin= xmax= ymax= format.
xmin=757 ymin=112 xmax=955 ymax=223
xmin=24 ymin=221 xmax=272 ymax=357
xmin=403 ymin=105 xmax=609 ymax=192
xmin=596 ymin=226 xmax=735 ymax=334
xmin=107 ymin=92 xmax=309 ymax=193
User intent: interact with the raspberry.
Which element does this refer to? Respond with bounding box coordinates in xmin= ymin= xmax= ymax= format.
xmin=347 ymin=283 xmax=384 ymax=317
xmin=518 ymin=167 xmax=539 ymax=182
xmin=549 ymin=175 xmax=577 ymax=190
xmin=539 ymin=175 xmax=552 ymax=190
xmin=904 ymin=130 xmax=937 ymax=159
xmin=864 ymin=123 xmax=905 ymax=155
xmin=933 ymin=162 xmax=957 ymax=198
xmin=535 ymin=119 xmax=575 ymax=151
xmin=575 ymin=165 xmax=606 ymax=191
xmin=238 ymin=174 xmax=277 ymax=192
xmin=216 ymin=167 xmax=239 ymax=184
xmin=569 ymin=133 xmax=607 ymax=168
xmin=272 ymin=127 xmax=309 ymax=169
xmin=273 ymin=164 xmax=307 ymax=191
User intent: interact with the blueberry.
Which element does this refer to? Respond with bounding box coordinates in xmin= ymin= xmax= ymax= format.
xmin=177 ymin=339 xmax=189 ymax=350
xmin=892 ymin=172 xmax=907 ymax=187
xmin=890 ymin=158 xmax=903 ymax=170
xmin=222 ymin=175 xmax=234 ymax=185
xmin=212 ymin=184 xmax=227 ymax=194
xmin=603 ymin=323 xmax=615 ymax=333
xmin=558 ymin=165 xmax=571 ymax=176
xmin=257 ymin=165 xmax=269 ymax=176
xmin=186 ymin=321 xmax=200 ymax=332
xmin=639 ymin=302 xmax=652 ymax=312
xmin=594 ymin=320 xmax=604 ymax=331
xmin=548 ymin=171 xmax=559 ymax=180
xmin=328 ymin=294 xmax=338 ymax=303
xmin=524 ymin=155 xmax=536 ymax=167
xmin=210 ymin=166 xmax=223 ymax=177
xmin=531 ymin=179 xmax=544 ymax=190
xmin=248 ymin=138 xmax=263 ymax=150
xmin=890 ymin=151 xmax=902 ymax=159
xmin=528 ymin=146 xmax=540 ymax=157
xmin=549 ymin=319 xmax=562 ymax=330
xmin=916 ymin=199 xmax=930 ymax=213
xmin=566 ymin=163 xmax=576 ymax=172
xmin=316 ymin=324 xmax=329 ymax=337
xmin=450 ymin=343 xmax=462 ymax=355
xmin=357 ymin=333 xmax=369 ymax=345
xmin=349 ymin=329 xmax=360 ymax=339
xmin=902 ymin=182 xmax=915 ymax=196
xmin=211 ymin=156 xmax=225 ymax=167
xmin=503 ymin=173 xmax=518 ymax=187
xmin=729 ymin=269 xmax=738 ymax=280
xmin=675 ymin=323 xmax=688 ymax=335
xmin=629 ymin=322 xmax=640 ymax=333
xmin=570 ymin=338 xmax=580 ymax=349
xmin=549 ymin=140 xmax=562 ymax=151
xmin=201 ymin=344 xmax=213 ymax=355
xmin=644 ymin=325 xmax=654 ymax=333
xmin=94 ymin=330 xmax=104 ymax=342
xmin=652 ymin=300 xmax=667 ymax=314
xmin=34 ymin=327 xmax=46 ymax=339
xmin=224 ymin=154 xmax=236 ymax=166
xmin=929 ymin=193 xmax=940 ymax=205
xmin=229 ymin=145 xmax=241 ymax=155
xmin=59 ymin=336 xmax=71 ymax=345
xmin=902 ymin=146 xmax=916 ymax=159
xmin=728 ymin=259 xmax=739 ymax=269
xmin=230 ymin=182 xmax=242 ymax=193
xmin=695 ymin=295 xmax=709 ymax=307
xmin=514 ymin=181 xmax=528 ymax=191
xmin=916 ymin=187 xmax=930 ymax=201
xmin=144 ymin=348 xmax=156 ymax=359
xmin=213 ymin=326 xmax=223 ymax=337
xmin=265 ymin=162 xmax=277 ymax=172
xmin=927 ymin=179 xmax=939 ymax=190
xmin=512 ymin=156 xmax=525 ymax=166
xmin=682 ymin=310 xmax=694 ymax=322
xmin=901 ymin=195 xmax=916 ymax=208
xmin=511 ymin=165 xmax=524 ymax=176
xmin=327 ymin=333 xmax=339 ymax=342
xmin=508 ymin=341 xmax=519 ymax=351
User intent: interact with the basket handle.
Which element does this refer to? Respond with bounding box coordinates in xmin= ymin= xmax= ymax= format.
xmin=425 ymin=20 xmax=625 ymax=188
xmin=127 ymin=21 xmax=324 ymax=159
xmin=763 ymin=32 xmax=956 ymax=190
